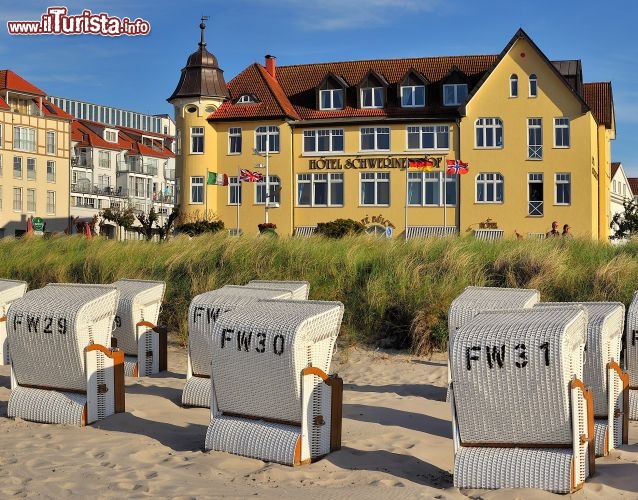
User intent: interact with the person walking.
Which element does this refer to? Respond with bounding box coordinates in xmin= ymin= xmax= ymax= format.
xmin=546 ymin=221 xmax=560 ymax=238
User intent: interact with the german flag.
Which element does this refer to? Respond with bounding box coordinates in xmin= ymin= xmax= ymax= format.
xmin=408 ymin=158 xmax=434 ymax=170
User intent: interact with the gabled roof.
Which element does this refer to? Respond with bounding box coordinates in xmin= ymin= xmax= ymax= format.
xmin=582 ymin=82 xmax=614 ymax=129
xmin=0 ymin=96 xmax=9 ymax=110
xmin=611 ymin=162 xmax=621 ymax=179
xmin=627 ymin=177 xmax=638 ymax=197
xmin=0 ymin=69 xmax=46 ymax=96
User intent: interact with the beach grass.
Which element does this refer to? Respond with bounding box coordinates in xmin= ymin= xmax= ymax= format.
xmin=2 ymin=233 xmax=637 ymax=355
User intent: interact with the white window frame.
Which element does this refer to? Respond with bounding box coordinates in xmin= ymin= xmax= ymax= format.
xmin=255 ymin=175 xmax=281 ymax=205
xmin=176 ymin=129 xmax=182 ymax=155
xmin=228 ymin=176 xmax=242 ymax=205
xmin=296 ymin=173 xmax=344 ymax=207
xmin=527 ymin=118 xmax=543 ymax=159
xmin=529 ymin=74 xmax=538 ymax=97
xmin=407 ymin=171 xmax=457 ymax=206
xmin=13 ymin=126 xmax=36 ymax=152
xmin=237 ymin=95 xmax=256 ymax=104
xmin=361 ymin=87 xmax=384 ymax=108
xmin=360 ymin=127 xmax=390 ymax=151
xmin=554 ymin=118 xmax=570 ymax=148
xmin=0 ymin=124 xmax=3 ymax=148
xmin=26 ymin=158 xmax=36 ymax=180
xmin=13 ymin=156 xmax=22 ymax=179
xmin=255 ymin=125 xmax=280 ymax=153
xmin=303 ymin=129 xmax=344 ymax=153
xmin=104 ymin=128 xmax=118 ymax=143
xmin=406 ymin=125 xmax=449 ymax=150
xmin=13 ymin=187 xmax=22 ymax=212
xmin=0 ymin=154 xmax=3 ymax=176
xmin=475 ymin=173 xmax=504 ymax=203
xmin=475 ymin=118 xmax=504 ymax=149
xmin=401 ymin=85 xmax=426 ymax=107
xmin=528 ymin=172 xmax=544 ymax=215
xmin=26 ymin=188 xmax=36 ymax=213
xmin=47 ymin=191 xmax=56 ymax=215
xmin=99 ymin=150 xmax=110 ymax=169
xmin=319 ymin=88 xmax=344 ymax=110
xmin=46 ymin=130 xmax=56 ymax=154
xmin=443 ymin=84 xmax=468 ymax=106
xmin=47 ymin=160 xmax=55 ymax=182
xmin=555 ymin=173 xmax=571 ymax=205
xmin=190 ymin=127 xmax=204 ymax=154
xmin=510 ymin=74 xmax=518 ymax=97
xmin=228 ymin=127 xmax=242 ymax=154
xmin=190 ymin=176 xmax=204 ymax=204
xmin=360 ymin=172 xmax=390 ymax=206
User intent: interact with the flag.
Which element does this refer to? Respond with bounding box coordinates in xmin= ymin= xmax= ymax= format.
xmin=207 ymin=172 xmax=228 ymax=186
xmin=240 ymin=168 xmax=264 ymax=182
xmin=408 ymin=158 xmax=434 ymax=170
xmin=446 ymin=159 xmax=469 ymax=175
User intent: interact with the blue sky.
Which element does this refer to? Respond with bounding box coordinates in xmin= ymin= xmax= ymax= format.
xmin=2 ymin=1 xmax=637 ymax=175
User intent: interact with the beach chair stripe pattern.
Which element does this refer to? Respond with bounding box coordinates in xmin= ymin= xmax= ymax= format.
xmin=0 ymin=279 xmax=28 ymax=365
xmin=534 ymin=302 xmax=627 ymax=456
xmin=405 ymin=226 xmax=458 ymax=239
xmin=7 ymin=284 xmax=123 ymax=426
xmin=205 ymin=299 xmax=344 ymax=465
xmin=450 ymin=307 xmax=593 ymax=493
xmin=182 ymin=286 xmax=294 ymax=408
xmin=625 ymin=291 xmax=638 ymax=420
xmin=243 ymin=280 xmax=310 ymax=300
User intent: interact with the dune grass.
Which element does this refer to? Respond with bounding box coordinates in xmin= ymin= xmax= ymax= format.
xmin=2 ymin=233 xmax=638 ymax=355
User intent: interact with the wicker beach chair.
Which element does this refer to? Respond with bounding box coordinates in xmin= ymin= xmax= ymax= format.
xmin=182 ymin=285 xmax=294 ymax=408
xmin=205 ymin=299 xmax=344 ymax=465
xmin=535 ymin=302 xmax=628 ymax=456
xmin=449 ymin=306 xmax=594 ymax=493
xmin=625 ymin=291 xmax=638 ymax=420
xmin=244 ymin=280 xmax=310 ymax=300
xmin=111 ymin=279 xmax=166 ymax=377
xmin=0 ymin=279 xmax=28 ymax=365
xmin=7 ymin=283 xmax=123 ymax=426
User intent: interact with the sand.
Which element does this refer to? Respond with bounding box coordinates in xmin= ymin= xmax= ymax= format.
xmin=0 ymin=345 xmax=636 ymax=499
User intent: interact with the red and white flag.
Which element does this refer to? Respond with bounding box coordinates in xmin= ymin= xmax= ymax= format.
xmin=240 ymin=168 xmax=264 ymax=182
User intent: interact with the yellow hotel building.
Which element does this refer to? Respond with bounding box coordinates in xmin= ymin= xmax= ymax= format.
xmin=168 ymin=26 xmax=615 ymax=240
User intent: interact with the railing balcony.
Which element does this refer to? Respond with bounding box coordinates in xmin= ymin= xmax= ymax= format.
xmin=164 ymin=169 xmax=175 ymax=181
xmin=116 ymin=161 xmax=157 ymax=176
xmin=528 ymin=200 xmax=544 ymax=216
xmin=72 ymin=156 xmax=93 ymax=169
xmin=527 ymin=146 xmax=542 ymax=160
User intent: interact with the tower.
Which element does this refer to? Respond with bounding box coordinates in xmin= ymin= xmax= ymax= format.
xmin=168 ymin=17 xmax=229 ymax=220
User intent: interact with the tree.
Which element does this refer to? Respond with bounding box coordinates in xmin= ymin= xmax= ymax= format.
xmin=157 ymin=207 xmax=180 ymax=241
xmin=610 ymin=199 xmax=638 ymax=240
xmin=136 ymin=207 xmax=159 ymax=241
xmin=100 ymin=205 xmax=136 ymax=240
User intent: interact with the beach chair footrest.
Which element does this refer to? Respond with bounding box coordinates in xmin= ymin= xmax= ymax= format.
xmin=182 ymin=376 xmax=211 ymax=408
xmin=8 ymin=386 xmax=86 ymax=426
xmin=593 ymin=419 xmax=609 ymax=457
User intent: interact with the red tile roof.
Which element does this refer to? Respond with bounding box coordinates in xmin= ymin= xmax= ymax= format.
xmin=0 ymin=69 xmax=45 ymax=96
xmin=583 ymin=82 xmax=614 ymax=129
xmin=611 ymin=162 xmax=621 ymax=179
xmin=627 ymin=178 xmax=638 ymax=197
xmin=0 ymin=96 xmax=9 ymax=110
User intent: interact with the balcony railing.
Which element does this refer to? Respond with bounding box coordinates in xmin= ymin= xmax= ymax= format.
xmin=528 ymin=200 xmax=544 ymax=216
xmin=164 ymin=169 xmax=175 ymax=181
xmin=72 ymin=156 xmax=93 ymax=169
xmin=116 ymin=161 xmax=158 ymax=176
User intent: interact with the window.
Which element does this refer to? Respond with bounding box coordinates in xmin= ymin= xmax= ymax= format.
xmin=401 ymin=85 xmax=426 ymax=107
xmin=303 ymin=129 xmax=344 ymax=153
xmin=13 ymin=156 xmax=22 ymax=178
xmin=237 ymin=94 xmax=256 ymax=104
xmin=319 ymin=88 xmax=344 ymax=110
xmin=510 ymin=74 xmax=518 ymax=97
xmin=361 ymin=127 xmax=390 ymax=151
xmin=360 ymin=172 xmax=390 ymax=205
xmin=26 ymin=189 xmax=36 ymax=212
xmin=555 ymin=173 xmax=571 ymax=205
xmin=554 ymin=118 xmax=570 ymax=148
xmin=443 ymin=84 xmax=468 ymax=106
xmin=176 ymin=129 xmax=182 ymax=155
xmin=190 ymin=176 xmax=204 ymax=203
xmin=407 ymin=171 xmax=457 ymax=206
xmin=47 ymin=160 xmax=55 ymax=182
xmin=527 ymin=118 xmax=542 ymax=159
xmin=361 ymin=87 xmax=384 ymax=108
xmin=475 ymin=118 xmax=503 ymax=148
xmin=256 ymin=175 xmax=281 ymax=205
xmin=46 ymin=131 xmax=56 ymax=154
xmin=190 ymin=127 xmax=204 ymax=154
xmin=13 ymin=126 xmax=36 ymax=151
xmin=104 ymin=129 xmax=118 ymax=143
xmin=98 ymin=151 xmax=110 ymax=169
xmin=47 ymin=191 xmax=56 ymax=215
xmin=0 ymin=124 xmax=3 ymax=147
xmin=476 ymin=173 xmax=504 ymax=203
xmin=255 ymin=126 xmax=280 ymax=153
xmin=528 ymin=173 xmax=544 ymax=215
xmin=297 ymin=173 xmax=344 ymax=206
xmin=228 ymin=176 xmax=242 ymax=205
xmin=529 ymin=74 xmax=538 ymax=97
xmin=407 ymin=125 xmax=449 ymax=150
xmin=13 ymin=187 xmax=22 ymax=211
xmin=26 ymin=158 xmax=36 ymax=180
xmin=228 ymin=127 xmax=242 ymax=154
xmin=0 ymin=154 xmax=3 ymax=176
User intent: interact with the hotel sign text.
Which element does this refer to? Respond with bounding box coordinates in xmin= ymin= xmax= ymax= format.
xmin=308 ymin=156 xmax=443 ymax=170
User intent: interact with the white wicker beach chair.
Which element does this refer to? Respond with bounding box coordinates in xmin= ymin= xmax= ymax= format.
xmin=182 ymin=285 xmax=294 ymax=408
xmin=7 ymin=283 xmax=123 ymax=426
xmin=0 ymin=279 xmax=28 ymax=365
xmin=111 ymin=279 xmax=166 ymax=377
xmin=624 ymin=291 xmax=638 ymax=420
xmin=535 ymin=302 xmax=628 ymax=456
xmin=205 ymin=299 xmax=344 ymax=465
xmin=244 ymin=280 xmax=310 ymax=300
xmin=450 ymin=307 xmax=594 ymax=493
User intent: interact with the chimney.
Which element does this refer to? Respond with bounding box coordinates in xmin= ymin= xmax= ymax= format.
xmin=265 ymin=54 xmax=276 ymax=78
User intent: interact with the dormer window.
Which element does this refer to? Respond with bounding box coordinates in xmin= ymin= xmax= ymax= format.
xmin=443 ymin=84 xmax=468 ymax=106
xmin=104 ymin=128 xmax=118 ymax=143
xmin=320 ymin=88 xmax=344 ymax=110
xmin=358 ymin=70 xmax=388 ymax=109
xmin=400 ymin=70 xmax=428 ymax=108
xmin=236 ymin=94 xmax=257 ymax=104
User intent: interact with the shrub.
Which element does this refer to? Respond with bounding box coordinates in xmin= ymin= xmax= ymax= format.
xmin=175 ymin=219 xmax=225 ymax=236
xmin=316 ymin=218 xmax=366 ymax=238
